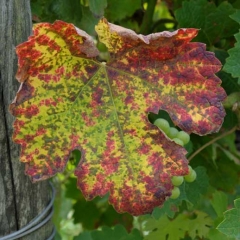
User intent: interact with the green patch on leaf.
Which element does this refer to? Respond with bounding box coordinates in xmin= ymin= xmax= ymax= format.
xmin=73 ymin=198 xmax=102 ymax=229
xmin=52 ymin=0 xmax=83 ymax=26
xmin=217 ymin=198 xmax=240 ymax=239
xmin=88 ymin=0 xmax=107 ymax=18
xmin=223 ymin=10 xmax=240 ymax=84
xmin=144 ymin=211 xmax=213 ymax=240
xmin=10 ymin=19 xmax=225 ymax=215
xmin=175 ymin=0 xmax=238 ymax=45
xmin=74 ymin=225 xmax=143 ymax=240
xmin=210 ymin=191 xmax=228 ymax=219
xmin=77 ymin=6 xmax=99 ymax=35
xmin=105 ymin=0 xmax=142 ymax=21
xmin=218 ymin=72 xmax=240 ymax=95
xmin=192 ymin=147 xmax=240 ymax=192
xmin=31 ymin=1 xmax=43 ymax=17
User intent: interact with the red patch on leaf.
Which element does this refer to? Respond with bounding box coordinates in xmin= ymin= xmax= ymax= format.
xmin=37 ymin=127 xmax=47 ymax=136
xmin=25 ymin=105 xmax=39 ymax=117
xmin=81 ymin=112 xmax=95 ymax=126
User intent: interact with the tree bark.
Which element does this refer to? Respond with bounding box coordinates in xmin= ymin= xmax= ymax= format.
xmin=0 ymin=0 xmax=53 ymax=239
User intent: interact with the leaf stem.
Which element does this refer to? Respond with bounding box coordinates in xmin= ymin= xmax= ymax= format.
xmin=188 ymin=127 xmax=237 ymax=161
xmin=140 ymin=0 xmax=157 ymax=34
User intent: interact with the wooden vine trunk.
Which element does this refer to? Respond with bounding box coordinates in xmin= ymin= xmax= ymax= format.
xmin=0 ymin=0 xmax=53 ymax=239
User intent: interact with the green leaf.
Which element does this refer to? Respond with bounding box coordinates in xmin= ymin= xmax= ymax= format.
xmin=182 ymin=167 xmax=209 ymax=205
xmin=193 ymin=148 xmax=240 ymax=192
xmin=208 ymin=228 xmax=232 ymax=240
xmin=144 ymin=211 xmax=213 ymax=240
xmin=175 ymin=0 xmax=215 ymax=44
xmin=218 ymin=71 xmax=240 ymax=95
xmin=65 ymin=177 xmax=80 ymax=200
xmin=74 ymin=232 xmax=92 ymax=240
xmin=221 ymin=109 xmax=238 ymax=130
xmin=175 ymin=0 xmax=238 ymax=45
xmin=31 ymin=1 xmax=43 ymax=16
xmin=215 ymin=143 xmax=240 ymax=165
xmin=98 ymin=205 xmax=133 ymax=230
xmin=223 ymin=10 xmax=240 ymax=83
xmin=77 ymin=6 xmax=99 ymax=35
xmin=210 ymin=191 xmax=228 ymax=218
xmin=105 ymin=0 xmax=142 ymax=21
xmin=215 ymin=49 xmax=240 ymax=95
xmin=10 ymin=19 xmax=225 ymax=215
xmin=217 ymin=198 xmax=240 ymax=239
xmin=75 ymin=225 xmax=143 ymax=240
xmin=205 ymin=1 xmax=238 ymax=42
xmin=73 ymin=198 xmax=102 ymax=229
xmin=231 ymin=9 xmax=240 ymax=23
xmin=52 ymin=0 xmax=83 ymax=26
xmin=223 ymin=33 xmax=240 ymax=83
xmin=92 ymin=226 xmax=143 ymax=240
xmin=88 ymin=0 xmax=107 ymax=17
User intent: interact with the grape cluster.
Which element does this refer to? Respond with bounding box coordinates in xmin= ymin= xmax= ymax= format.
xmin=170 ymin=166 xmax=197 ymax=199
xmin=153 ymin=118 xmax=196 ymax=199
xmin=154 ymin=118 xmax=190 ymax=146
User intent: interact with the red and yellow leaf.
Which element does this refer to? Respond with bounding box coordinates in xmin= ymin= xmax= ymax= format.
xmin=10 ymin=19 xmax=226 ymax=215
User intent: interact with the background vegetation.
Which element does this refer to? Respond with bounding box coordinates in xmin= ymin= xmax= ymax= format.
xmin=29 ymin=0 xmax=240 ymax=239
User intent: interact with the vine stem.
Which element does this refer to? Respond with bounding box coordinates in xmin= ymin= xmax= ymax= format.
xmin=140 ymin=0 xmax=158 ymax=34
xmin=188 ymin=126 xmax=237 ymax=161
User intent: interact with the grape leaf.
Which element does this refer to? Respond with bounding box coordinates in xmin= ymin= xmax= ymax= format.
xmin=51 ymin=0 xmax=83 ymax=26
xmin=144 ymin=211 xmax=213 ymax=240
xmin=175 ymin=0 xmax=238 ymax=45
xmin=210 ymin=191 xmax=228 ymax=218
xmin=105 ymin=0 xmax=142 ymax=21
xmin=88 ymin=0 xmax=107 ymax=18
xmin=208 ymin=228 xmax=233 ymax=240
xmin=223 ymin=10 xmax=240 ymax=84
xmin=31 ymin=1 xmax=43 ymax=17
xmin=217 ymin=198 xmax=240 ymax=239
xmin=205 ymin=149 xmax=240 ymax=192
xmin=218 ymin=71 xmax=240 ymax=95
xmin=74 ymin=225 xmax=143 ymax=240
xmin=77 ymin=6 xmax=99 ymax=36
xmin=10 ymin=19 xmax=225 ymax=215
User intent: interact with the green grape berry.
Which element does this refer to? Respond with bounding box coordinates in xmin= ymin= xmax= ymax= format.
xmin=167 ymin=127 xmax=179 ymax=139
xmin=172 ymin=138 xmax=184 ymax=146
xmin=184 ymin=166 xmax=197 ymax=182
xmin=154 ymin=118 xmax=170 ymax=135
xmin=188 ymin=165 xmax=193 ymax=172
xmin=170 ymin=186 xmax=180 ymax=199
xmin=176 ymin=131 xmax=190 ymax=145
xmin=171 ymin=176 xmax=184 ymax=186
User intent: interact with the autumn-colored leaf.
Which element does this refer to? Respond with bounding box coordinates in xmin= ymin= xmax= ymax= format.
xmin=10 ymin=19 xmax=226 ymax=215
